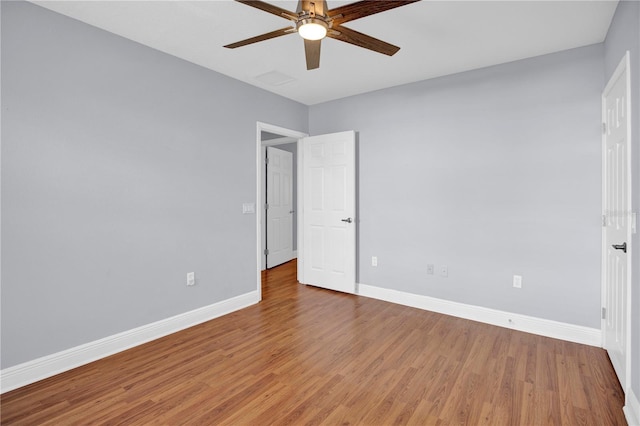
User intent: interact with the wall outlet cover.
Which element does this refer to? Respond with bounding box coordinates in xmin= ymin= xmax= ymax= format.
xmin=440 ymin=265 xmax=448 ymax=277
xmin=513 ymin=275 xmax=522 ymax=288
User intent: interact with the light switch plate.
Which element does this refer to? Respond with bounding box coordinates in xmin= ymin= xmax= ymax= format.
xmin=242 ymin=203 xmax=256 ymax=214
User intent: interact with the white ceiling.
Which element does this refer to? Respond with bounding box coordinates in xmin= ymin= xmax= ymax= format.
xmin=32 ymin=0 xmax=618 ymax=105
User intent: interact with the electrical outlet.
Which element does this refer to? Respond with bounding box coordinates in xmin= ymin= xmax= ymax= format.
xmin=427 ymin=264 xmax=434 ymax=275
xmin=440 ymin=265 xmax=448 ymax=277
xmin=187 ymin=272 xmax=195 ymax=286
xmin=513 ymin=275 xmax=522 ymax=288
xmin=371 ymin=256 xmax=378 ymax=267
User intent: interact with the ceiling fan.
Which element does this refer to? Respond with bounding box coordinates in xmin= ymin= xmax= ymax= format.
xmin=224 ymin=0 xmax=420 ymax=70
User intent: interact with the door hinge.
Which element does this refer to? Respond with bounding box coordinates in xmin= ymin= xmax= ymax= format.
xmin=602 ymin=214 xmax=607 ymax=227
xmin=264 ymin=249 xmax=269 ymax=256
xmin=264 ymin=203 xmax=269 ymax=210
xmin=602 ymin=307 xmax=606 ymax=320
xmin=265 ymin=157 xmax=269 ymax=165
xmin=602 ymin=122 xmax=607 ymax=134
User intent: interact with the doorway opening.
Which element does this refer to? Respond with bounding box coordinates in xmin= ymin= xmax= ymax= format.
xmin=255 ymin=122 xmax=308 ymax=300
xmin=264 ymin=143 xmax=295 ymax=269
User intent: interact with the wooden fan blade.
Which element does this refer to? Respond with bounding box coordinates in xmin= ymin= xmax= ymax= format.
xmin=329 ymin=0 xmax=420 ymax=26
xmin=235 ymin=0 xmax=298 ymax=21
xmin=224 ymin=27 xmax=294 ymax=49
xmin=328 ymin=25 xmax=400 ymax=56
xmin=304 ymin=39 xmax=321 ymax=70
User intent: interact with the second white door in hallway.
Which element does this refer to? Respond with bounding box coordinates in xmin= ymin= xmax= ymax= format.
xmin=266 ymin=146 xmax=294 ymax=268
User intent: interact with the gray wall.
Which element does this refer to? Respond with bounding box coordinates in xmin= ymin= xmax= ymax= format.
xmin=310 ymin=45 xmax=604 ymax=329
xmin=0 ymin=1 xmax=307 ymax=368
xmin=604 ymin=0 xmax=640 ymax=404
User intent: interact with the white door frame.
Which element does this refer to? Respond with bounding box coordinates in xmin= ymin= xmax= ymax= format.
xmin=256 ymin=122 xmax=308 ymax=299
xmin=601 ymin=51 xmax=633 ymax=395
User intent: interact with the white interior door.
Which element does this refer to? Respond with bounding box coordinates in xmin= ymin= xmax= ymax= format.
xmin=266 ymin=146 xmax=294 ymax=268
xmin=602 ymin=52 xmax=632 ymax=392
xmin=300 ymin=131 xmax=356 ymax=294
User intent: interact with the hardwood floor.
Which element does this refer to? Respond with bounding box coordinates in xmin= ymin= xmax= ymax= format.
xmin=1 ymin=259 xmax=626 ymax=425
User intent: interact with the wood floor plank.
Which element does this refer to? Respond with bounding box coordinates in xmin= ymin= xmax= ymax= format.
xmin=1 ymin=260 xmax=627 ymax=425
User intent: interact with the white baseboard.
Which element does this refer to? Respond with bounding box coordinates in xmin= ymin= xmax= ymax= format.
xmin=625 ymin=387 xmax=640 ymax=426
xmin=1 ymin=291 xmax=259 ymax=394
xmin=357 ymin=283 xmax=601 ymax=347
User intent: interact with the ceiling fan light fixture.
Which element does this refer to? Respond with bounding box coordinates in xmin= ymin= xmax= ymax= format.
xmin=297 ymin=18 xmax=328 ymax=41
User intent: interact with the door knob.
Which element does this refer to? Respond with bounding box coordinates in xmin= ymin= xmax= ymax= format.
xmin=612 ymin=242 xmax=627 ymax=253
xmin=341 ymin=218 xmax=353 ymax=223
